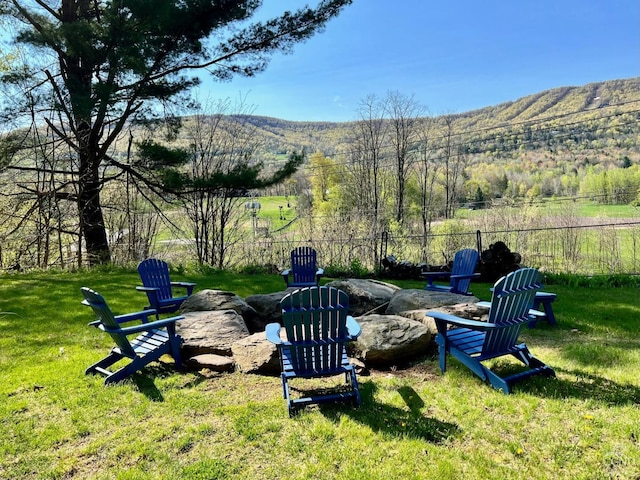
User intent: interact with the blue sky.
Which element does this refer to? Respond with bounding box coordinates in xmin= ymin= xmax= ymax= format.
xmin=200 ymin=0 xmax=640 ymax=122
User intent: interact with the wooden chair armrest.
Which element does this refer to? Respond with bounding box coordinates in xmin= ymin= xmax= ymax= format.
xmin=477 ymin=301 xmax=544 ymax=320
xmin=422 ymin=271 xmax=451 ymax=279
xmin=450 ymin=272 xmax=481 ymax=280
xmin=426 ymin=311 xmax=498 ymax=331
xmin=265 ymin=323 xmax=283 ymax=344
xmin=171 ymin=281 xmax=196 ymax=295
xmin=103 ymin=315 xmax=183 ymax=335
xmin=422 ymin=271 xmax=451 ymax=287
xmin=316 ymin=268 xmax=324 ymax=277
xmin=114 ymin=309 xmax=159 ymax=325
xmin=136 ymin=286 xmax=159 ymax=292
xmin=281 ymin=269 xmax=291 ymax=277
xmin=81 ymin=301 xmax=157 ymax=326
xmin=346 ymin=315 xmax=361 ymax=339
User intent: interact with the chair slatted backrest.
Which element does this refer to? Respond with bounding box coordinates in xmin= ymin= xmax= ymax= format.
xmin=291 ymin=247 xmax=319 ymax=285
xmin=280 ymin=286 xmax=349 ymax=374
xmin=138 ymin=258 xmax=173 ymax=301
xmin=450 ymin=248 xmax=479 ymax=292
xmin=81 ymin=287 xmax=136 ymax=357
xmin=484 ymin=268 xmax=542 ymax=355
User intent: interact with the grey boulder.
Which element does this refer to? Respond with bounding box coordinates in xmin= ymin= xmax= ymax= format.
xmin=353 ymin=314 xmax=433 ymax=367
xmin=177 ymin=310 xmax=250 ymax=357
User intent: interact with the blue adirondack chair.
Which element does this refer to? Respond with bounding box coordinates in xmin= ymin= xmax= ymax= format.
xmin=422 ymin=248 xmax=480 ymax=295
xmin=281 ymin=246 xmax=324 ymax=288
xmin=137 ymin=258 xmax=196 ymax=314
xmin=81 ymin=287 xmax=184 ymax=385
xmin=426 ymin=268 xmax=555 ymax=393
xmin=266 ymin=286 xmax=361 ymax=416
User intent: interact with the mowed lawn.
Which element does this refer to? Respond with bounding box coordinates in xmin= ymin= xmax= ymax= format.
xmin=1 ymin=269 xmax=640 ymax=479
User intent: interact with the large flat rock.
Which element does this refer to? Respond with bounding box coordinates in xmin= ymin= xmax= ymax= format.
xmin=177 ymin=310 xmax=250 ymax=357
xmin=386 ymin=289 xmax=479 ymax=314
xmin=245 ymin=290 xmax=294 ymax=328
xmin=353 ymin=314 xmax=433 ymax=367
xmin=180 ymin=289 xmax=260 ymax=332
xmin=231 ymin=332 xmax=281 ymax=375
xmin=325 ymin=279 xmax=401 ymax=316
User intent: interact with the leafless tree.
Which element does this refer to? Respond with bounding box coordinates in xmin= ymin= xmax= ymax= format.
xmin=350 ymin=95 xmax=388 ymax=220
xmin=0 ymin=116 xmax=80 ymax=269
xmin=413 ymin=117 xmax=440 ymax=262
xmin=440 ymin=115 xmax=468 ymax=218
xmin=384 ymin=91 xmax=424 ymax=224
xmin=180 ymin=100 xmax=261 ymax=269
xmin=102 ymin=168 xmax=161 ymax=264
xmin=340 ymin=94 xmax=389 ymax=268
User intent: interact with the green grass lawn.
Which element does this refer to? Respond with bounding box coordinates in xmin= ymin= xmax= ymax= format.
xmin=455 ymin=198 xmax=640 ymax=219
xmin=577 ymin=202 xmax=640 ymax=218
xmin=1 ymin=270 xmax=640 ymax=479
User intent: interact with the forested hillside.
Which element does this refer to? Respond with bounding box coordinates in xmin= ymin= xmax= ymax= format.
xmin=242 ymin=77 xmax=640 ymax=164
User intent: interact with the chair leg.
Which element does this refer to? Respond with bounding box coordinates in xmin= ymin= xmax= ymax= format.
xmin=513 ymin=345 xmax=542 ymax=368
xmin=439 ymin=347 xmax=447 ymax=373
xmin=349 ymin=369 xmax=361 ymax=406
xmin=169 ymin=336 xmax=183 ymax=371
xmin=484 ymin=367 xmax=511 ymax=394
xmin=282 ymin=376 xmax=296 ymax=417
xmin=281 ymin=374 xmax=288 ymax=399
xmin=543 ymin=302 xmax=557 ymax=325
xmin=85 ymin=350 xmax=123 ymax=376
xmin=103 ymin=363 xmax=138 ymax=385
xmin=511 ymin=346 xmax=556 ymax=377
xmin=436 ymin=335 xmax=448 ymax=373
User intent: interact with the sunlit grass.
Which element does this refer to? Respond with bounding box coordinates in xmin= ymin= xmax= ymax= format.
xmin=455 ymin=198 xmax=640 ymax=220
xmin=1 ymin=270 xmax=640 ymax=479
xmin=577 ymin=202 xmax=640 ymax=218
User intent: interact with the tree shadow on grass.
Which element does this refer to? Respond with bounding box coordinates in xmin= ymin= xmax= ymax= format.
xmin=319 ymin=381 xmax=461 ymax=443
xmin=527 ymin=366 xmax=640 ymax=405
xmin=554 ymin=337 xmax=640 ymax=369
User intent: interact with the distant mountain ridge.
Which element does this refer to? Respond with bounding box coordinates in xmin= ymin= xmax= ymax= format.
xmin=235 ymin=77 xmax=640 ymax=159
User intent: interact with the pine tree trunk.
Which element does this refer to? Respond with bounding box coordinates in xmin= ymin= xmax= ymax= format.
xmin=78 ymin=159 xmax=111 ymax=265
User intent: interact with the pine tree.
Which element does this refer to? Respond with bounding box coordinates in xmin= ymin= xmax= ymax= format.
xmin=0 ymin=0 xmax=352 ymax=264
